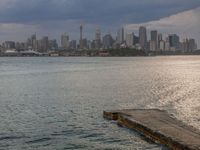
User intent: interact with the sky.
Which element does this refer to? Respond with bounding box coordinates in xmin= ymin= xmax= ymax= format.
xmin=0 ymin=0 xmax=200 ymax=47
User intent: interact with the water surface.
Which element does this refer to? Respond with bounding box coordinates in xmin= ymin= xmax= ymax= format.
xmin=0 ymin=56 xmax=199 ymax=149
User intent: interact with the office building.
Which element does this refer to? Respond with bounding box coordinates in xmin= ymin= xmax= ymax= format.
xmin=61 ymin=33 xmax=69 ymax=49
xmin=117 ymin=27 xmax=124 ymax=44
xmin=139 ymin=26 xmax=147 ymax=50
xmin=126 ymin=33 xmax=134 ymax=48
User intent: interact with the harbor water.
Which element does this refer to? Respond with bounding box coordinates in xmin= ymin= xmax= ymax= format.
xmin=0 ymin=56 xmax=199 ymax=149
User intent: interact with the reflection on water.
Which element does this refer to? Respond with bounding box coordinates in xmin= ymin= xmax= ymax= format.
xmin=0 ymin=56 xmax=199 ymax=149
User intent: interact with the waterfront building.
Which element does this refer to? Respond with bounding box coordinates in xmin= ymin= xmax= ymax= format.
xmin=79 ymin=24 xmax=83 ymax=49
xmin=40 ymin=36 xmax=49 ymax=52
xmin=158 ymin=33 xmax=162 ymax=50
xmin=4 ymin=41 xmax=15 ymax=49
xmin=31 ymin=34 xmax=37 ymax=50
xmin=82 ymin=38 xmax=88 ymax=49
xmin=150 ymin=40 xmax=157 ymax=51
xmin=49 ymin=39 xmax=58 ymax=50
xmin=70 ymin=40 xmax=77 ymax=50
xmin=117 ymin=27 xmax=124 ymax=44
xmin=182 ymin=38 xmax=197 ymax=52
xmin=61 ymin=33 xmax=69 ymax=50
xmin=158 ymin=33 xmax=162 ymax=42
xmin=95 ymin=28 xmax=101 ymax=49
xmin=159 ymin=40 xmax=165 ymax=51
xmin=151 ymin=30 xmax=158 ymax=51
xmin=139 ymin=26 xmax=147 ymax=50
xmin=168 ymin=34 xmax=180 ymax=50
xmin=103 ymin=34 xmax=113 ymax=49
xmin=165 ymin=41 xmax=170 ymax=51
xmin=133 ymin=35 xmax=139 ymax=45
xmin=126 ymin=33 xmax=134 ymax=48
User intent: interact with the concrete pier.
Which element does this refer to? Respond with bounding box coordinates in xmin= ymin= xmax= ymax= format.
xmin=103 ymin=109 xmax=200 ymax=150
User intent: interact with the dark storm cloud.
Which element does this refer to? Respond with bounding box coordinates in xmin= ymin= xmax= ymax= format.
xmin=0 ymin=0 xmax=200 ymax=25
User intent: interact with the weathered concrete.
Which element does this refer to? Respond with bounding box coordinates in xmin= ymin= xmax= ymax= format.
xmin=103 ymin=109 xmax=200 ymax=150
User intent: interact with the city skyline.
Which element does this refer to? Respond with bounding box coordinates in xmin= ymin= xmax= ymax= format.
xmin=0 ymin=0 xmax=200 ymax=48
xmin=0 ymin=25 xmax=198 ymax=54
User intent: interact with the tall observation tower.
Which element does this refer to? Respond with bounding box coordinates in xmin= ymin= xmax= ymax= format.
xmin=80 ymin=24 xmax=83 ymax=49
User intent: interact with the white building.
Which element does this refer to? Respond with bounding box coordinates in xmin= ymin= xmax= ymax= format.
xmin=126 ymin=33 xmax=134 ymax=48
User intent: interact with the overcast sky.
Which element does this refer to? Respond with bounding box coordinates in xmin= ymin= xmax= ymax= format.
xmin=0 ymin=0 xmax=200 ymax=47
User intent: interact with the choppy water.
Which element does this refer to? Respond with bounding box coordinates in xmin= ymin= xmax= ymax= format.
xmin=0 ymin=56 xmax=199 ymax=150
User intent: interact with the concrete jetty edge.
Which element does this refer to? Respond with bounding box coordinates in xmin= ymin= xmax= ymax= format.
xmin=103 ymin=109 xmax=200 ymax=150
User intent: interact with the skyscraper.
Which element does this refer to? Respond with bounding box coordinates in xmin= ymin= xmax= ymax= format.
xmin=150 ymin=30 xmax=158 ymax=51
xmin=168 ymin=34 xmax=180 ymax=50
xmin=103 ymin=34 xmax=113 ymax=49
xmin=61 ymin=33 xmax=69 ymax=49
xmin=41 ymin=36 xmax=49 ymax=52
xmin=117 ymin=27 xmax=124 ymax=44
xmin=139 ymin=26 xmax=147 ymax=50
xmin=95 ymin=28 xmax=101 ymax=49
xmin=126 ymin=33 xmax=134 ymax=48
xmin=80 ymin=24 xmax=83 ymax=49
xmin=31 ymin=33 xmax=37 ymax=50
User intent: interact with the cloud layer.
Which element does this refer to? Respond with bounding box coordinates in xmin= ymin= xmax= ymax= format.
xmin=0 ymin=0 xmax=200 ymax=24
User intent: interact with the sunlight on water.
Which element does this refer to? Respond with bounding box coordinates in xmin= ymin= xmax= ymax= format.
xmin=0 ymin=56 xmax=199 ymax=149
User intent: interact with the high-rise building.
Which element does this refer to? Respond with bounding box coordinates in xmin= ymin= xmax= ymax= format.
xmin=41 ymin=36 xmax=49 ymax=52
xmin=126 ymin=33 xmax=134 ymax=48
xmin=80 ymin=24 xmax=83 ymax=49
xmin=95 ymin=28 xmax=101 ymax=49
xmin=150 ymin=40 xmax=157 ymax=51
xmin=82 ymin=38 xmax=88 ymax=49
xmin=182 ymin=38 xmax=197 ymax=52
xmin=168 ymin=34 xmax=180 ymax=50
xmin=31 ymin=34 xmax=37 ymax=50
xmin=158 ymin=33 xmax=162 ymax=50
xmin=159 ymin=40 xmax=165 ymax=51
xmin=117 ymin=27 xmax=124 ymax=44
xmin=150 ymin=30 xmax=158 ymax=51
xmin=61 ymin=33 xmax=69 ymax=49
xmin=49 ymin=39 xmax=58 ymax=50
xmin=103 ymin=34 xmax=113 ymax=49
xmin=4 ymin=41 xmax=15 ymax=49
xmin=158 ymin=33 xmax=162 ymax=42
xmin=133 ymin=35 xmax=139 ymax=45
xmin=70 ymin=40 xmax=77 ymax=50
xmin=139 ymin=26 xmax=147 ymax=50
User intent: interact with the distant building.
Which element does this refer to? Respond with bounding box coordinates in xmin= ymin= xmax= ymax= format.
xmin=126 ymin=33 xmax=134 ymax=48
xmin=95 ymin=28 xmax=101 ymax=49
xmin=159 ymin=40 xmax=165 ymax=51
xmin=79 ymin=24 xmax=83 ymax=49
xmin=82 ymin=38 xmax=88 ymax=49
xmin=182 ymin=38 xmax=197 ymax=52
xmin=168 ymin=34 xmax=180 ymax=50
xmin=133 ymin=35 xmax=139 ymax=45
xmin=61 ymin=33 xmax=69 ymax=49
xmin=31 ymin=34 xmax=37 ymax=50
xmin=103 ymin=34 xmax=113 ymax=49
xmin=158 ymin=33 xmax=163 ymax=50
xmin=49 ymin=39 xmax=58 ymax=50
xmin=117 ymin=27 xmax=124 ymax=44
xmin=150 ymin=40 xmax=157 ymax=51
xmin=165 ymin=41 xmax=170 ymax=51
xmin=41 ymin=36 xmax=49 ymax=52
xmin=70 ymin=40 xmax=77 ymax=50
xmin=4 ymin=41 xmax=15 ymax=49
xmin=139 ymin=26 xmax=147 ymax=50
xmin=150 ymin=30 xmax=158 ymax=51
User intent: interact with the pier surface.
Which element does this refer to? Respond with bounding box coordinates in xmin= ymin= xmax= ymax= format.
xmin=103 ymin=109 xmax=200 ymax=150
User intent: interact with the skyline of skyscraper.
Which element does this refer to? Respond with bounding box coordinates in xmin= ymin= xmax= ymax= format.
xmin=139 ymin=26 xmax=147 ymax=50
